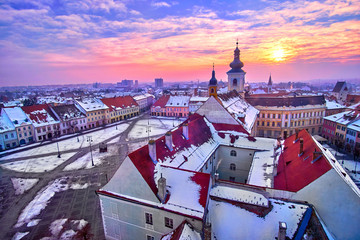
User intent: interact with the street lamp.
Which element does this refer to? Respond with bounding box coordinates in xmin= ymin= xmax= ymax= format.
xmin=87 ymin=136 xmax=94 ymax=166
xmin=57 ymin=141 xmax=61 ymax=158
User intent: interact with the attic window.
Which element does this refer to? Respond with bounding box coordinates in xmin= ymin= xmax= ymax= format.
xmin=177 ymin=103 xmax=179 ymax=105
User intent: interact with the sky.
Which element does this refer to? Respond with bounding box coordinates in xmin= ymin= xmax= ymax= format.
xmin=0 ymin=0 xmax=359 ymax=87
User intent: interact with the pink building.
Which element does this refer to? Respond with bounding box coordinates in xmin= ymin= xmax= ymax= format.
xmin=322 ymin=118 xmax=337 ymax=143
xmin=165 ymin=96 xmax=190 ymax=118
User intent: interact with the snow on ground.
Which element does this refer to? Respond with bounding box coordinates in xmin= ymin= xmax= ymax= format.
xmin=1 ymin=123 xmax=129 ymax=160
xmin=1 ymin=153 xmax=75 ymax=173
xmin=11 ymin=232 xmax=29 ymax=240
xmin=11 ymin=178 xmax=39 ymax=195
xmin=15 ymin=178 xmax=92 ymax=228
xmin=63 ymin=145 xmax=117 ymax=171
xmin=209 ymin=198 xmax=308 ymax=240
xmin=27 ymin=219 xmax=41 ymax=227
xmin=342 ymin=160 xmax=360 ymax=182
xmin=128 ymin=140 xmax=148 ymax=153
xmin=40 ymin=219 xmax=88 ymax=240
xmin=128 ymin=118 xmax=177 ymax=140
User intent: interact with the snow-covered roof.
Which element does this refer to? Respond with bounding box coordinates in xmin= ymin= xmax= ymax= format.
xmin=100 ymin=96 xmax=138 ymax=112
xmin=0 ymin=114 xmax=15 ymax=133
xmin=161 ymin=220 xmax=201 ymax=240
xmin=348 ymin=119 xmax=360 ymax=132
xmin=75 ymin=98 xmax=109 ymax=112
xmin=323 ymin=110 xmax=360 ymax=125
xmin=51 ymin=104 xmax=86 ymax=120
xmin=2 ymin=107 xmax=31 ymax=127
xmin=133 ymin=93 xmax=154 ymax=101
xmin=209 ymin=198 xmax=309 ymax=240
xmin=22 ymin=104 xmax=59 ymax=127
xmin=325 ymin=100 xmax=345 ymax=110
xmin=189 ymin=96 xmax=209 ymax=102
xmin=218 ymin=91 xmax=259 ymax=133
xmin=165 ymin=96 xmax=190 ymax=107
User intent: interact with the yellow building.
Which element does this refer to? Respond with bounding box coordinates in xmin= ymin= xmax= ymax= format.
xmin=246 ymin=95 xmax=326 ymax=139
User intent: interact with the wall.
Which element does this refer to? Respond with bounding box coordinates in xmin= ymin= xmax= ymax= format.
xmin=100 ymin=195 xmax=203 ymax=240
xmin=215 ymin=146 xmax=255 ymax=183
xmin=293 ymin=169 xmax=360 ymax=240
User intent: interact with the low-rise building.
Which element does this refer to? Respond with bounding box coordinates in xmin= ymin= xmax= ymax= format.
xmin=165 ymin=96 xmax=190 ymax=118
xmin=151 ymin=95 xmax=170 ymax=117
xmin=100 ymin=96 xmax=139 ymax=123
xmin=133 ymin=94 xmax=154 ymax=112
xmin=0 ymin=113 xmax=18 ymax=150
xmin=346 ymin=119 xmax=360 ymax=150
xmin=50 ymin=104 xmax=87 ymax=134
xmin=246 ymin=95 xmax=326 ymax=138
xmin=22 ymin=104 xmax=60 ymax=142
xmin=75 ymin=98 xmax=109 ymax=129
xmin=331 ymin=81 xmax=349 ymax=104
xmin=2 ymin=107 xmax=34 ymax=145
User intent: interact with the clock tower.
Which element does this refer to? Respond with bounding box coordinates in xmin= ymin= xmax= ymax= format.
xmin=208 ymin=64 xmax=218 ymax=99
xmin=227 ymin=41 xmax=246 ymax=95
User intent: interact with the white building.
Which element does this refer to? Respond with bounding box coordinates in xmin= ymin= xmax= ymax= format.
xmin=0 ymin=112 xmax=18 ymax=150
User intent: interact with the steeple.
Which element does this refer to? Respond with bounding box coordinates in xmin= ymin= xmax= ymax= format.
xmin=208 ymin=63 xmax=218 ymax=99
xmin=268 ymin=73 xmax=273 ymax=93
xmin=229 ymin=40 xmax=244 ymax=72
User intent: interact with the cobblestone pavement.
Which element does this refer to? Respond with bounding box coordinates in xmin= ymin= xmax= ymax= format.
xmin=0 ymin=113 xmax=162 ymax=240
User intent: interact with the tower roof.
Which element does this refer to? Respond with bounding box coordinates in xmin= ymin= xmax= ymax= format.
xmin=228 ymin=41 xmax=244 ymax=73
xmin=209 ymin=63 xmax=217 ymax=86
xmin=268 ymin=74 xmax=273 ymax=86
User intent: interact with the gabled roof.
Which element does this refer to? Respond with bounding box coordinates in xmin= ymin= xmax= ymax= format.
xmin=0 ymin=114 xmax=15 ymax=133
xmin=100 ymin=96 xmax=138 ymax=112
xmin=152 ymin=95 xmax=170 ymax=108
xmin=274 ymin=130 xmax=332 ymax=192
xmin=128 ymin=114 xmax=213 ymax=199
xmin=332 ymin=81 xmax=346 ymax=93
xmin=161 ymin=220 xmax=201 ymax=240
xmin=51 ymin=104 xmax=86 ymax=120
xmin=75 ymin=98 xmax=108 ymax=112
xmin=2 ymin=107 xmax=31 ymax=127
xmin=21 ymin=104 xmax=59 ymax=127
xmin=324 ymin=110 xmax=360 ymax=125
xmin=246 ymin=95 xmax=325 ymax=107
xmin=165 ymin=96 xmax=190 ymax=107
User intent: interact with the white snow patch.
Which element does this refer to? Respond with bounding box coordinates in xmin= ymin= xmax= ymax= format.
xmin=11 ymin=232 xmax=29 ymax=240
xmin=2 ymin=153 xmax=75 ymax=173
xmin=11 ymin=178 xmax=39 ymax=195
xmin=27 ymin=219 xmax=41 ymax=227
xmin=15 ymin=178 xmax=91 ymax=228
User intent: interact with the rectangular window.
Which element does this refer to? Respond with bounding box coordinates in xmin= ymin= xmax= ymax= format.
xmin=278 ymin=114 xmax=281 ymax=119
xmin=165 ymin=217 xmax=173 ymax=228
xmin=285 ymin=122 xmax=288 ymax=127
xmin=5 ymin=134 xmax=8 ymax=139
xmin=285 ymin=114 xmax=288 ymax=119
xmin=147 ymin=236 xmax=155 ymax=240
xmin=145 ymin=213 xmax=153 ymax=225
xmin=19 ymin=133 xmax=22 ymax=137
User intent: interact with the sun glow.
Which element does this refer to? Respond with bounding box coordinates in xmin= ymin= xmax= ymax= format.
xmin=272 ymin=47 xmax=285 ymax=62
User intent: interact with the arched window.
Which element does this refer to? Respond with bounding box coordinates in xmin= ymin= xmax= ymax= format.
xmin=230 ymin=150 xmax=237 ymax=156
xmin=211 ymin=88 xmax=214 ymax=93
xmin=230 ymin=163 xmax=236 ymax=170
xmin=233 ymin=79 xmax=237 ymax=86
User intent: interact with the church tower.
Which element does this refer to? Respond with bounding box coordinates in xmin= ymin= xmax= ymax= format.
xmin=208 ymin=64 xmax=218 ymax=99
xmin=268 ymin=74 xmax=273 ymax=92
xmin=227 ymin=41 xmax=246 ymax=94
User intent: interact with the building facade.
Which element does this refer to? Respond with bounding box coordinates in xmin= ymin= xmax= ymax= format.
xmin=151 ymin=95 xmax=170 ymax=116
xmin=165 ymin=96 xmax=190 ymax=118
xmin=75 ymin=98 xmax=109 ymax=129
xmin=247 ymin=95 xmax=326 ymax=139
xmin=50 ymin=104 xmax=87 ymax=134
xmin=0 ymin=113 xmax=18 ymax=150
xmin=155 ymin=78 xmax=163 ymax=88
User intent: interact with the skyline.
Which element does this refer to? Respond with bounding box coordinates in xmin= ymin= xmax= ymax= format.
xmin=0 ymin=0 xmax=360 ymax=87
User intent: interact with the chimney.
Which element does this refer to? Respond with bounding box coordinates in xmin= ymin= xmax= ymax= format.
xmin=312 ymin=148 xmax=322 ymax=163
xmin=148 ymin=140 xmax=157 ymax=164
xmin=299 ymin=138 xmax=304 ymax=156
xmin=278 ymin=222 xmax=287 ymax=240
xmin=294 ymin=128 xmax=299 ymax=142
xmin=158 ymin=173 xmax=166 ymax=203
xmin=183 ymin=123 xmax=189 ymax=140
xmin=165 ymin=131 xmax=173 ymax=151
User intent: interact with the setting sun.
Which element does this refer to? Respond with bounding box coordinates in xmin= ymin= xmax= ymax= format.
xmin=272 ymin=47 xmax=285 ymax=62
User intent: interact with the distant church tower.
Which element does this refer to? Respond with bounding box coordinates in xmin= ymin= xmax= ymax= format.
xmin=268 ymin=74 xmax=273 ymax=92
xmin=208 ymin=64 xmax=218 ymax=99
xmin=227 ymin=41 xmax=246 ymax=94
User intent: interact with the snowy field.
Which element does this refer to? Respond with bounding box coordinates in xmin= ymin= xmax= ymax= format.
xmin=128 ymin=140 xmax=148 ymax=153
xmin=15 ymin=177 xmax=95 ymax=228
xmin=1 ymin=123 xmax=129 ymax=160
xmin=64 ymin=145 xmax=118 ymax=171
xmin=11 ymin=178 xmax=39 ymax=195
xmin=1 ymin=153 xmax=75 ymax=173
xmin=128 ymin=118 xmax=178 ymax=140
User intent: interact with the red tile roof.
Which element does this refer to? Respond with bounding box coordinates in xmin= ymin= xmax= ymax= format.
xmin=212 ymin=122 xmax=249 ymax=135
xmin=22 ymin=104 xmax=58 ymax=124
xmin=128 ymin=113 xmax=212 ymax=207
xmin=274 ymin=129 xmax=332 ymax=192
xmin=100 ymin=96 xmax=138 ymax=112
xmin=152 ymin=95 xmax=170 ymax=108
